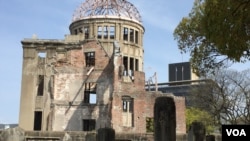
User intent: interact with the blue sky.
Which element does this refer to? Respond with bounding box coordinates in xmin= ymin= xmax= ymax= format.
xmin=0 ymin=0 xmax=249 ymax=124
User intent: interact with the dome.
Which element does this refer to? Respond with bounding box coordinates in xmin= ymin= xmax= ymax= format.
xmin=72 ymin=0 xmax=142 ymax=23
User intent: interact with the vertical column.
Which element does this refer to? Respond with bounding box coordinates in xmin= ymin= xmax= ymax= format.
xmin=93 ymin=23 xmax=97 ymax=39
xmin=116 ymin=23 xmax=120 ymax=41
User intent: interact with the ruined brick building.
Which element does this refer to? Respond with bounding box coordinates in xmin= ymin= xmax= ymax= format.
xmin=18 ymin=0 xmax=186 ymax=139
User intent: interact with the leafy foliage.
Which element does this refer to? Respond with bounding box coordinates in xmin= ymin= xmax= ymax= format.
xmin=174 ymin=0 xmax=250 ymax=76
xmin=186 ymin=107 xmax=215 ymax=134
xmin=202 ymin=0 xmax=250 ymax=61
xmin=146 ymin=117 xmax=154 ymax=132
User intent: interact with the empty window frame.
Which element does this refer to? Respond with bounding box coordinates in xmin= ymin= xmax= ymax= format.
xmin=135 ymin=59 xmax=139 ymax=71
xmin=38 ymin=52 xmax=46 ymax=58
xmin=83 ymin=119 xmax=96 ymax=131
xmin=34 ymin=111 xmax=42 ymax=131
xmin=85 ymin=52 xmax=95 ymax=67
xmin=79 ymin=27 xmax=83 ymax=34
xmin=84 ymin=83 xmax=97 ymax=104
xmin=129 ymin=58 xmax=134 ymax=72
xmin=129 ymin=29 xmax=134 ymax=43
xmin=37 ymin=75 xmax=44 ymax=96
xmin=123 ymin=27 xmax=128 ymax=41
xmin=97 ymin=26 xmax=102 ymax=39
xmin=122 ymin=96 xmax=133 ymax=113
xmin=123 ymin=56 xmax=128 ymax=75
xmin=122 ymin=96 xmax=134 ymax=127
xmin=110 ymin=26 xmax=115 ymax=39
xmin=84 ymin=26 xmax=89 ymax=39
xmin=103 ymin=26 xmax=108 ymax=39
xmin=135 ymin=30 xmax=139 ymax=44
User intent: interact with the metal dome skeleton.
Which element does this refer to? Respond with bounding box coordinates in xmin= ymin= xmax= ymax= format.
xmin=72 ymin=0 xmax=142 ymax=23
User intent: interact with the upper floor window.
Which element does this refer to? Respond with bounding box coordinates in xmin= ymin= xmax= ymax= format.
xmin=122 ymin=96 xmax=133 ymax=113
xmin=130 ymin=29 xmax=134 ymax=42
xmin=84 ymin=26 xmax=89 ymax=39
xmin=98 ymin=26 xmax=102 ymax=39
xmin=84 ymin=83 xmax=97 ymax=104
xmin=110 ymin=26 xmax=115 ymax=39
xmin=38 ymin=52 xmax=46 ymax=58
xmin=85 ymin=52 xmax=95 ymax=67
xmin=135 ymin=31 xmax=139 ymax=44
xmin=97 ymin=25 xmax=116 ymax=40
xmin=123 ymin=27 xmax=139 ymax=44
xmin=123 ymin=27 xmax=128 ymax=41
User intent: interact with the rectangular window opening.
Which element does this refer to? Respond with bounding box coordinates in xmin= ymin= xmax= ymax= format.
xmin=122 ymin=96 xmax=134 ymax=127
xmin=83 ymin=119 xmax=96 ymax=131
xmin=122 ymin=97 xmax=133 ymax=113
xmin=79 ymin=27 xmax=83 ymax=33
xmin=123 ymin=56 xmax=128 ymax=76
xmin=85 ymin=52 xmax=95 ymax=67
xmin=84 ymin=83 xmax=97 ymax=104
xmin=34 ymin=111 xmax=42 ymax=131
xmin=110 ymin=26 xmax=115 ymax=39
xmin=84 ymin=27 xmax=89 ymax=39
xmin=130 ymin=29 xmax=134 ymax=43
xmin=97 ymin=26 xmax=102 ymax=39
xmin=38 ymin=52 xmax=46 ymax=58
xmin=129 ymin=58 xmax=134 ymax=71
xmin=90 ymin=92 xmax=97 ymax=104
xmin=37 ymin=75 xmax=44 ymax=96
xmin=123 ymin=27 xmax=128 ymax=41
xmin=135 ymin=30 xmax=139 ymax=44
xmin=135 ymin=59 xmax=139 ymax=71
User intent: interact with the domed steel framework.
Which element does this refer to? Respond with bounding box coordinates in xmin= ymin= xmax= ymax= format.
xmin=72 ymin=0 xmax=142 ymax=23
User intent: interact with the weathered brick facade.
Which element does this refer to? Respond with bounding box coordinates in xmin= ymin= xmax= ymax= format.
xmin=18 ymin=0 xmax=186 ymax=140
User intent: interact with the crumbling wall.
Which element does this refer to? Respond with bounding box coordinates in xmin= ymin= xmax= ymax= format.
xmin=111 ymin=48 xmax=186 ymax=134
xmin=51 ymin=40 xmax=114 ymax=131
xmin=0 ymin=127 xmax=25 ymax=141
xmin=112 ymin=91 xmax=186 ymax=134
xmin=20 ymin=38 xmax=115 ymax=132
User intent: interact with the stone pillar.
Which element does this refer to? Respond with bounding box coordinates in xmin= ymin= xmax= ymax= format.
xmin=154 ymin=96 xmax=176 ymax=141
xmin=188 ymin=121 xmax=206 ymax=141
xmin=97 ymin=127 xmax=115 ymax=141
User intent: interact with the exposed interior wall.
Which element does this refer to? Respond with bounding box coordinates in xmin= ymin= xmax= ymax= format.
xmin=19 ymin=14 xmax=186 ymax=135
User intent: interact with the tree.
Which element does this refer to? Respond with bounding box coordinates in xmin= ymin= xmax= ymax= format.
xmin=186 ymin=107 xmax=215 ymax=134
xmin=174 ymin=0 xmax=250 ymax=76
xmin=190 ymin=69 xmax=250 ymax=125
